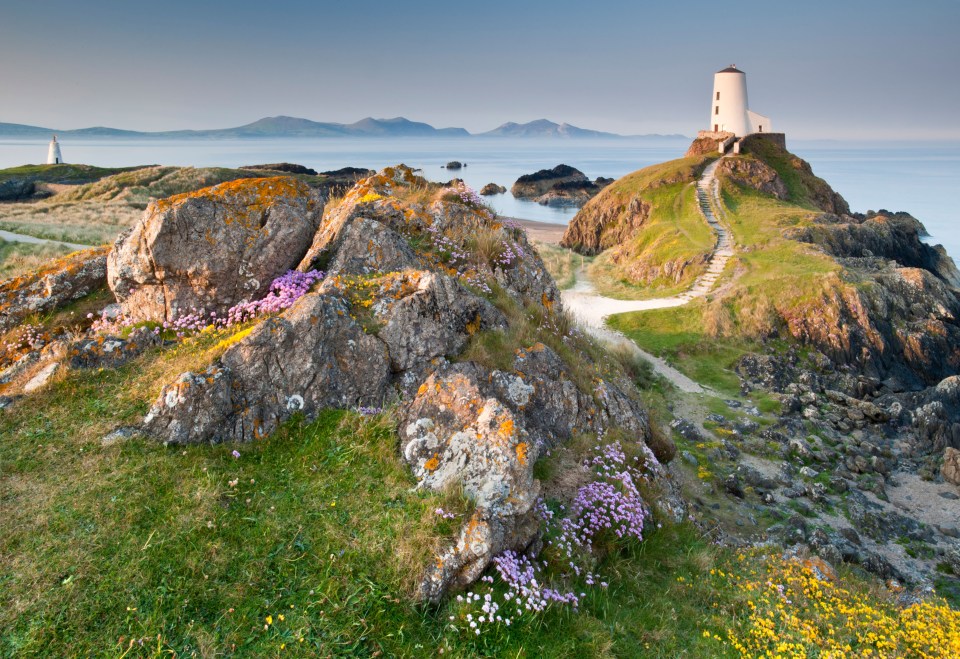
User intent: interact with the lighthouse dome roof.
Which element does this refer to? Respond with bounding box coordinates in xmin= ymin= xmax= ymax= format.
xmin=717 ymin=65 xmax=745 ymax=74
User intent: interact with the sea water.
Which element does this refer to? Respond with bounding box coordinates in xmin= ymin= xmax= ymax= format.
xmin=1 ymin=137 xmax=957 ymax=259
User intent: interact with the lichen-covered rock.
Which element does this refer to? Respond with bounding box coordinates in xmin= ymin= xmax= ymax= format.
xmin=143 ymin=270 xmax=504 ymax=444
xmin=108 ymin=177 xmax=324 ymax=322
xmin=297 ymin=166 xmax=427 ymax=273
xmin=325 ymin=218 xmax=423 ymax=276
xmin=143 ymin=288 xmax=389 ymax=444
xmin=67 ymin=329 xmax=163 ymax=369
xmin=0 ymin=246 xmax=108 ymax=332
xmin=298 ymin=165 xmax=561 ymax=313
xmin=404 ymin=366 xmax=541 ymax=599
xmin=401 ymin=343 xmax=653 ymax=600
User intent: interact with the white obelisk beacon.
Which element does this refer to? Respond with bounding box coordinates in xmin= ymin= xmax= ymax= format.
xmin=46 ymin=135 xmax=64 ymax=164
xmin=709 ymin=65 xmax=771 ymax=136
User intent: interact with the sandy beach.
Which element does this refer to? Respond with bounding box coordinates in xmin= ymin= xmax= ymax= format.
xmin=508 ymin=217 xmax=567 ymax=245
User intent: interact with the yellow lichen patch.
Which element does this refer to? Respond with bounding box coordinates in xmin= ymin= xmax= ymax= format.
xmin=154 ymin=176 xmax=307 ymax=214
xmin=424 ymin=455 xmax=440 ymax=472
xmin=358 ymin=192 xmax=385 ymax=204
xmin=497 ymin=418 xmax=515 ymax=439
xmin=515 ymin=442 xmax=529 ymax=466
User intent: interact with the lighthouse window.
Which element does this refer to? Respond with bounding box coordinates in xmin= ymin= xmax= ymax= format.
xmin=715 ymin=106 xmax=719 ymax=115
xmin=716 ymin=92 xmax=720 ymax=100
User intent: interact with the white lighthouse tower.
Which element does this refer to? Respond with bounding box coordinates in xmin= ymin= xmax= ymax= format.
xmin=709 ymin=65 xmax=771 ymax=136
xmin=46 ymin=135 xmax=64 ymax=165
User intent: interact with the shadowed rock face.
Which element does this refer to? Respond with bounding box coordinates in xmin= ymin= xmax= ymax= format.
xmin=107 ymin=177 xmax=324 ymax=322
xmin=135 ymin=165 xmax=663 ymax=600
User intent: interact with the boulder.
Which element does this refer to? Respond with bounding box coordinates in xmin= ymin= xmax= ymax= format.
xmin=480 ymin=183 xmax=506 ymax=196
xmin=0 ymin=246 xmax=109 ymax=333
xmin=444 ymin=161 xmax=464 ymax=170
xmin=943 ymin=447 xmax=960 ymax=486
xmin=108 ymin=177 xmax=324 ymax=322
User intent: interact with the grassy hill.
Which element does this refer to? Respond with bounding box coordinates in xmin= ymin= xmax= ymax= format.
xmin=561 ymin=156 xmax=717 ymax=299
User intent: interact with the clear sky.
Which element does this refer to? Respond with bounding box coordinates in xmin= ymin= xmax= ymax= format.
xmin=1 ymin=0 xmax=957 ymax=139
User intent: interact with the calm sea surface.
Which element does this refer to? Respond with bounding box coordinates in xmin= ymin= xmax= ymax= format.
xmin=1 ymin=137 xmax=957 ymax=259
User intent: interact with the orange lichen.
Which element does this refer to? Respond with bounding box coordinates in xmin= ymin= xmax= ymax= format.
xmin=424 ymin=455 xmax=440 ymax=472
xmin=497 ymin=419 xmax=515 ymax=439
xmin=515 ymin=442 xmax=529 ymax=466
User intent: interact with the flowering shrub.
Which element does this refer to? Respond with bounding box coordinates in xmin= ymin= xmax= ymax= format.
xmin=90 ymin=270 xmax=324 ymax=340
xmin=449 ymin=437 xmax=654 ymax=636
xmin=706 ymin=552 xmax=960 ymax=657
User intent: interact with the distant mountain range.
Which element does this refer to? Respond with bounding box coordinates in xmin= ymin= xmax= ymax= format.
xmin=0 ymin=116 xmax=686 ymax=140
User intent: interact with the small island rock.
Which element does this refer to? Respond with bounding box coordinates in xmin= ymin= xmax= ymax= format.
xmin=480 ymin=182 xmax=506 ymax=195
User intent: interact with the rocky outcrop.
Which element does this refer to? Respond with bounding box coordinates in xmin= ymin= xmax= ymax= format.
xmin=788 ymin=211 xmax=960 ymax=288
xmin=107 ymin=177 xmax=324 ymax=322
xmin=715 ymin=157 xmax=788 ymax=200
xmin=444 ymin=161 xmax=464 ymax=170
xmin=511 ymin=165 xmax=587 ymax=199
xmin=480 ymin=183 xmax=506 ymax=195
xmin=135 ymin=165 xmax=657 ymax=600
xmin=782 ymin=266 xmax=960 ymax=389
xmin=297 ymin=166 xmax=559 ymax=312
xmin=736 ymin=134 xmax=849 ymax=215
xmin=406 ymin=341 xmax=650 ymax=600
xmin=0 ymin=246 xmax=108 ymax=332
xmin=143 ymin=270 xmax=503 ymax=444
xmin=685 ymin=131 xmax=735 ymax=157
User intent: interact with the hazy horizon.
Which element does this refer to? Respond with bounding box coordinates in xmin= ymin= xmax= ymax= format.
xmin=2 ymin=0 xmax=958 ymax=140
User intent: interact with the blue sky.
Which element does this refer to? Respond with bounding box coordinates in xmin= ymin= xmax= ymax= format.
xmin=1 ymin=0 xmax=957 ymax=138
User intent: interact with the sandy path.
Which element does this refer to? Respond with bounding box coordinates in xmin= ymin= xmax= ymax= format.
xmin=553 ymin=158 xmax=735 ymax=393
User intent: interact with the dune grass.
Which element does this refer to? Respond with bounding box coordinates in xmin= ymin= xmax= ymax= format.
xmin=0 ymin=238 xmax=75 ymax=281
xmin=533 ymin=241 xmax=581 ymax=290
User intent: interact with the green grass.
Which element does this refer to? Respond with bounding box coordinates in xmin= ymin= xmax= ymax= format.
xmin=574 ymin=158 xmax=718 ymax=300
xmin=607 ymin=303 xmax=758 ymax=397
